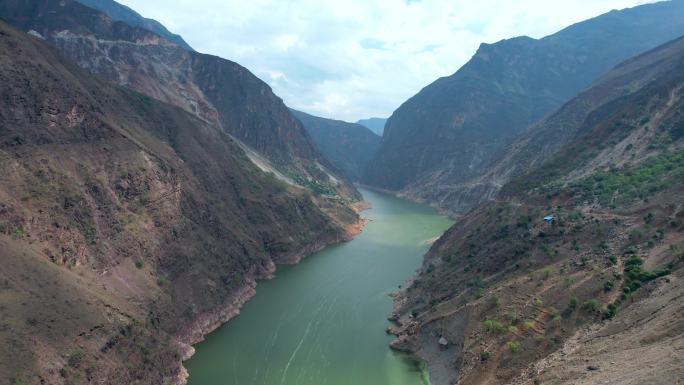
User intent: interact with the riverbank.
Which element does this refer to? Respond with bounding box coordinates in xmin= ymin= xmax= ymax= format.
xmin=182 ymin=188 xmax=452 ymax=385
xmin=173 ymin=200 xmax=373 ymax=384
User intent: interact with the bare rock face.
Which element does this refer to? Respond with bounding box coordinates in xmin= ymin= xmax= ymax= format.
xmin=362 ymin=0 xmax=684 ymax=215
xmin=75 ymin=0 xmax=194 ymax=50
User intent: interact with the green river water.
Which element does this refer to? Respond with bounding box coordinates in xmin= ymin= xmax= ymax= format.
xmin=185 ymin=188 xmax=453 ymax=385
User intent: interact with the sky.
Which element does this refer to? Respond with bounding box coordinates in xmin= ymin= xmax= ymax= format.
xmin=118 ymin=0 xmax=658 ymax=122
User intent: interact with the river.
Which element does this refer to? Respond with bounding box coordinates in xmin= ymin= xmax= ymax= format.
xmin=185 ymin=188 xmax=453 ymax=385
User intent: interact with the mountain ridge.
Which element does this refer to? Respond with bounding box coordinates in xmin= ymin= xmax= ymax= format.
xmin=387 ymin=33 xmax=684 ymax=385
xmin=291 ymin=109 xmax=381 ymax=181
xmin=363 ymin=0 xmax=684 ymax=216
xmin=356 ymin=117 xmax=386 ymax=136
xmin=75 ymin=0 xmax=193 ymax=50
xmin=0 ymin=0 xmax=361 ymax=205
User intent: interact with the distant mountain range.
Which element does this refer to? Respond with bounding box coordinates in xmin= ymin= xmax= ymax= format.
xmin=292 ymin=110 xmax=381 ymax=181
xmin=356 ymin=117 xmax=387 ymax=136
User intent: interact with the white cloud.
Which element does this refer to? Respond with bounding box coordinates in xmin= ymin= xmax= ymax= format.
xmin=117 ymin=0 xmax=659 ymax=121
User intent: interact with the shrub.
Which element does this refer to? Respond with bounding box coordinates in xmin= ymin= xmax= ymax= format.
xmin=542 ymin=246 xmax=557 ymax=260
xmin=549 ymin=307 xmax=561 ymax=321
xmin=134 ymin=257 xmax=145 ymax=269
xmin=508 ymin=325 xmax=519 ymax=334
xmin=604 ymin=280 xmax=614 ymax=292
xmin=584 ymin=298 xmax=599 ymax=311
xmin=492 ymin=295 xmax=502 ymax=307
xmin=603 ymin=302 xmax=619 ymax=319
xmin=507 ymin=340 xmax=521 ymax=353
xmin=568 ymin=296 xmax=580 ymax=310
xmin=506 ymin=312 xmax=519 ymax=323
xmin=523 ymin=320 xmax=535 ymax=330
xmin=68 ymin=350 xmax=85 ymax=368
xmin=563 ymin=277 xmax=574 ymax=288
xmin=484 ymin=320 xmax=506 ymax=333
xmin=644 ymin=213 xmax=654 ymax=224
xmin=623 ymin=256 xmax=670 ymax=292
xmin=480 ymin=351 xmax=491 ymax=361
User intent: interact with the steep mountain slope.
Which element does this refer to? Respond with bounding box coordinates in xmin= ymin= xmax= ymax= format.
xmin=388 ymin=36 xmax=684 ymax=385
xmin=75 ymin=0 xmax=193 ymax=50
xmin=423 ymin=34 xmax=684 ymax=216
xmin=363 ymin=0 xmax=684 ymax=213
xmin=0 ymin=0 xmax=360 ymax=204
xmin=291 ymin=110 xmax=381 ymax=181
xmin=0 ymin=20 xmax=359 ymax=385
xmin=356 ymin=117 xmax=387 ymax=136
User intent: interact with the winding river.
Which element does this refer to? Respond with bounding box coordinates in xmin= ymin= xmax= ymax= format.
xmin=186 ymin=188 xmax=453 ymax=385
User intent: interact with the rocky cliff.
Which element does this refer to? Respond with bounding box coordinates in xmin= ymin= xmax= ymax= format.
xmin=388 ymin=35 xmax=684 ymax=385
xmin=363 ymin=0 xmax=684 ymax=216
xmin=75 ymin=0 xmax=193 ymax=50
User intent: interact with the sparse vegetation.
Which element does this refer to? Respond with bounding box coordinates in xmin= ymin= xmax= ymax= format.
xmin=68 ymin=349 xmax=85 ymax=368
xmin=571 ymin=148 xmax=684 ymax=206
xmin=548 ymin=307 xmax=561 ymax=321
xmin=484 ymin=319 xmax=506 ymax=334
xmin=603 ymin=256 xmax=671 ymax=319
xmin=134 ymin=257 xmax=145 ymax=269
xmin=583 ymin=298 xmax=599 ymax=311
xmin=507 ymin=340 xmax=521 ymax=353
